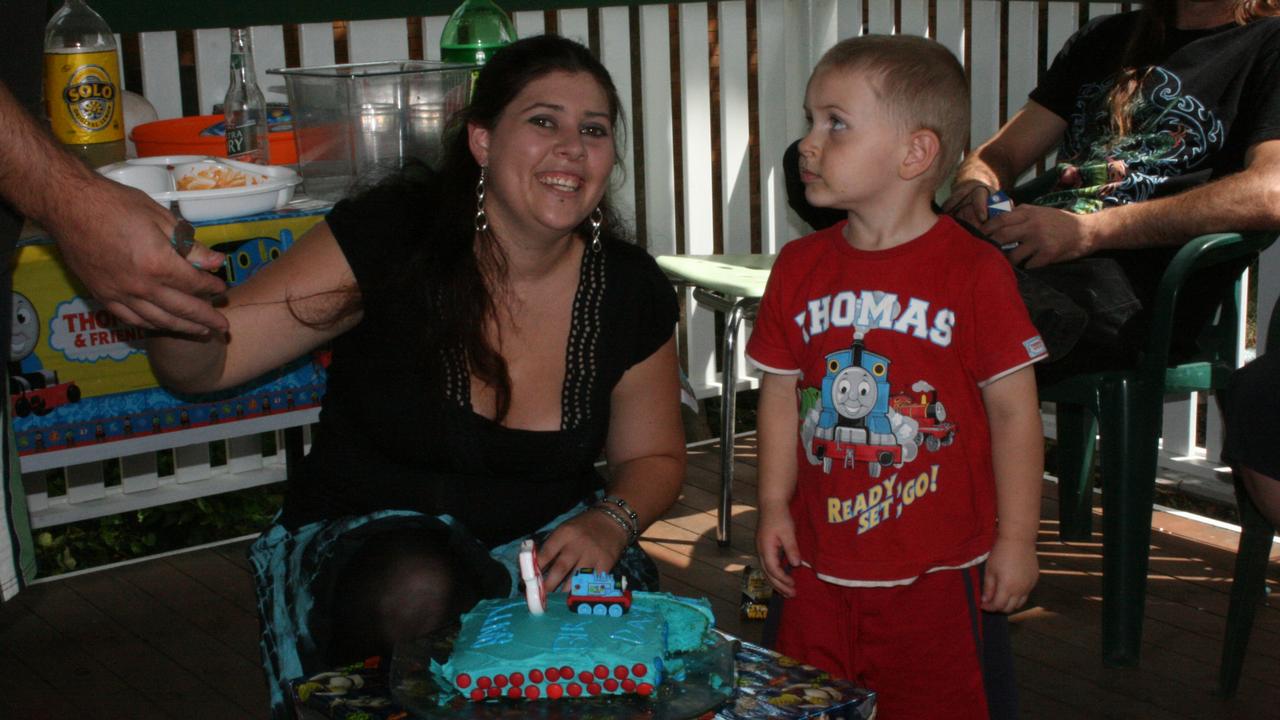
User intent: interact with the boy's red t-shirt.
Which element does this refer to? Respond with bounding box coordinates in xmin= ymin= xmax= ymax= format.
xmin=747 ymin=217 xmax=1046 ymax=584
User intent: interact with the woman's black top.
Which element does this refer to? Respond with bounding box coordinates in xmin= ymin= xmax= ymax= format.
xmin=278 ymin=179 xmax=679 ymax=546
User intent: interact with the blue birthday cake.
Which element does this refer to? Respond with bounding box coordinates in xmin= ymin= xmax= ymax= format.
xmin=432 ymin=589 xmax=716 ymax=702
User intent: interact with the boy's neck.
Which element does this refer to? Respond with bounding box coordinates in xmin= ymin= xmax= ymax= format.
xmin=841 ymin=193 xmax=939 ymax=252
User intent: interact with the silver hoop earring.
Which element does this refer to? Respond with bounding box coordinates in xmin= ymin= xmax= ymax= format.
xmin=590 ymin=207 xmax=603 ymax=253
xmin=474 ymin=167 xmax=489 ymax=233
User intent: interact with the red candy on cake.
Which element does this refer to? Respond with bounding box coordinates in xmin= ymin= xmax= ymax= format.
xmin=604 ymin=678 xmax=619 ymax=692
xmin=476 ymin=676 xmax=491 ymax=689
xmin=525 ymin=685 xmax=540 ymax=699
xmin=588 ymin=682 xmax=602 ymax=696
xmin=469 ymin=689 xmax=484 ymax=702
xmin=567 ymin=683 xmax=582 ymax=697
xmin=632 ymin=663 xmax=648 ymax=677
xmin=493 ymin=674 xmax=508 ymax=688
xmin=578 ymin=670 xmax=593 ymax=684
xmin=529 ymin=669 xmax=543 ymax=683
xmin=594 ymin=664 xmax=609 ymax=679
xmin=455 ymin=673 xmax=472 ymax=688
xmin=614 ymin=665 xmax=628 ymax=679
xmin=637 ymin=683 xmax=654 ymax=696
xmin=507 ymin=687 xmax=521 ymax=699
xmin=547 ymin=683 xmax=563 ymax=699
xmin=509 ymin=672 xmax=524 ymax=686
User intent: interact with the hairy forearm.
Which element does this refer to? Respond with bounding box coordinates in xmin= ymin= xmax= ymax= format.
xmin=1089 ymin=159 xmax=1280 ymax=251
xmin=0 ymin=81 xmax=97 ymax=227
xmin=953 ymin=145 xmax=1021 ymax=192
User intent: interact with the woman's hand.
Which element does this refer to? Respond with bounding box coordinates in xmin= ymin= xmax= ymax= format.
xmin=536 ymin=507 xmax=631 ymax=592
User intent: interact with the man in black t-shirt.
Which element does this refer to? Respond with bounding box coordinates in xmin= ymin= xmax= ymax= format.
xmin=943 ymin=0 xmax=1280 ymax=376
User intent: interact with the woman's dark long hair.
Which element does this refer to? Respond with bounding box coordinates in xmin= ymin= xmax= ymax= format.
xmin=378 ymin=35 xmax=629 ymax=422
xmin=1106 ymin=0 xmax=1280 ymax=137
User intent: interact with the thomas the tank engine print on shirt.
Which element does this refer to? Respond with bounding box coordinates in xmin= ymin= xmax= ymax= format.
xmin=802 ymin=330 xmax=956 ymax=478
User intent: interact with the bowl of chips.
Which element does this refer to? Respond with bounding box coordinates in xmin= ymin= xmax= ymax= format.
xmin=98 ymin=156 xmax=302 ymax=222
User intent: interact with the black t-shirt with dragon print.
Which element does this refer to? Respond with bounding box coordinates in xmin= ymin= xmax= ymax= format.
xmin=1025 ymin=13 xmax=1280 ymax=353
xmin=1030 ymin=12 xmax=1280 ymax=212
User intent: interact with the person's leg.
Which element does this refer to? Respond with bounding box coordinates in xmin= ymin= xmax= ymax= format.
xmin=325 ymin=526 xmax=475 ymax=664
xmin=980 ymin=610 xmax=1020 ymax=720
xmin=774 ymin=566 xmax=854 ymax=679
xmin=768 ymin=587 xmax=1017 ymax=720
xmin=324 ymin=519 xmax=511 ymax=666
xmin=859 ymin=567 xmax=990 ymax=720
xmin=1240 ymin=467 xmax=1280 ymax=528
xmin=1221 ymin=350 xmax=1280 ymax=526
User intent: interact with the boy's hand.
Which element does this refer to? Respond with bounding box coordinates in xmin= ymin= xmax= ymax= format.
xmin=755 ymin=503 xmax=801 ymax=598
xmin=981 ymin=535 xmax=1039 ymax=613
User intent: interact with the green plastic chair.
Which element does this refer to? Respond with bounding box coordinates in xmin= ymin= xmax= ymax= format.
xmin=1218 ymin=290 xmax=1280 ymax=698
xmin=1042 ymin=230 xmax=1277 ymax=667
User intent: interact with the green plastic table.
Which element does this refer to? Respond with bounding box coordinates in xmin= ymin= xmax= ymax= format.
xmin=655 ymin=254 xmax=775 ymax=546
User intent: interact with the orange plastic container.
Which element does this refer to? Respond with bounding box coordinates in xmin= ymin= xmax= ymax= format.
xmin=131 ymin=114 xmax=297 ymax=165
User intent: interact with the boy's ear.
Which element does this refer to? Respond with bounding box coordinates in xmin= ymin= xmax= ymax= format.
xmin=899 ymin=129 xmax=941 ymax=181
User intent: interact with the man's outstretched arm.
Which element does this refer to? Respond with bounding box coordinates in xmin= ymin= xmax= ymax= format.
xmin=0 ymin=80 xmax=228 ymax=335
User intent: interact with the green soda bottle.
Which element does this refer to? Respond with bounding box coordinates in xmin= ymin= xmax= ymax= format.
xmin=440 ymin=0 xmax=516 ymax=65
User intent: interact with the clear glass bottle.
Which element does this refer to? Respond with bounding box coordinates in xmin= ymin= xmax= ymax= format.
xmin=440 ymin=0 xmax=517 ymax=65
xmin=43 ymin=0 xmax=126 ymax=168
xmin=224 ymin=28 xmax=270 ymax=165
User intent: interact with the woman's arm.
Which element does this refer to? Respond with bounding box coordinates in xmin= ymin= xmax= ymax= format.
xmin=146 ymin=221 xmax=363 ymax=394
xmin=537 ymin=336 xmax=686 ymax=591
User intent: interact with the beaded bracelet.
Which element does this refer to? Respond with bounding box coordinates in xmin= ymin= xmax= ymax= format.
xmin=601 ymin=495 xmax=639 ymax=528
xmin=591 ymin=504 xmax=639 ymax=545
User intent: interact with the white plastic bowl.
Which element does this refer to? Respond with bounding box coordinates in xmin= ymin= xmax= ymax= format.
xmin=97 ymin=156 xmax=301 ymax=222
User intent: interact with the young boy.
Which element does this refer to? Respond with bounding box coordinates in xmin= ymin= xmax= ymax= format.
xmin=747 ymin=35 xmax=1047 ymax=719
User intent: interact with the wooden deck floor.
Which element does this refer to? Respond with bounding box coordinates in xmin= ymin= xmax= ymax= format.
xmin=1 ymin=434 xmax=1277 ymax=719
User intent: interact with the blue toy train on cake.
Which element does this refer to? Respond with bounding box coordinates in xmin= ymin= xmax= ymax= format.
xmin=567 ymin=568 xmax=633 ymax=617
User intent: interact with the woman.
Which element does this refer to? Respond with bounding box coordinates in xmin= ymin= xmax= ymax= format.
xmin=146 ymin=35 xmax=685 ymax=719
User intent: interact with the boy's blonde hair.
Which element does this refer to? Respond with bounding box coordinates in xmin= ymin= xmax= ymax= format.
xmin=814 ymin=35 xmax=969 ymax=185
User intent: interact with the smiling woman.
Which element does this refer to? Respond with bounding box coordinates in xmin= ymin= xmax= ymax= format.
xmin=143 ymin=34 xmax=685 ymax=720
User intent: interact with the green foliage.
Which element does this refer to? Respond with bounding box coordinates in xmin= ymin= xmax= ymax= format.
xmin=35 ymin=483 xmax=283 ymax=576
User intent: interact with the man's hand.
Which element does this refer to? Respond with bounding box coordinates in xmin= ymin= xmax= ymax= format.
xmin=942 ymin=179 xmax=995 ymax=228
xmin=981 ymin=535 xmax=1039 ymax=613
xmin=0 ymin=79 xmax=227 ymax=337
xmin=982 ymin=204 xmax=1102 ymax=268
xmin=46 ymin=176 xmax=228 ymax=336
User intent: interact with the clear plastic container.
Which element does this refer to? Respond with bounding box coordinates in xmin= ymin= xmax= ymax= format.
xmin=269 ymin=61 xmax=474 ymax=201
